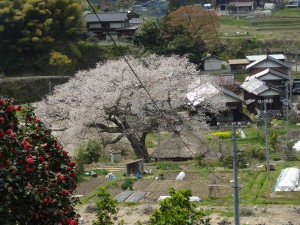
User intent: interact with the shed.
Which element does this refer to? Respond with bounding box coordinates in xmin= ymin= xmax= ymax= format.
xmin=228 ymin=59 xmax=250 ymax=73
xmin=201 ymin=55 xmax=222 ymax=71
xmin=125 ymin=159 xmax=144 ymax=176
xmin=229 ymin=1 xmax=254 ymax=13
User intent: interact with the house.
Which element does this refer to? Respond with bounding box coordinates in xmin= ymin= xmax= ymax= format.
xmin=186 ymin=83 xmax=244 ymax=124
xmin=200 ymin=55 xmax=223 ymax=71
xmin=85 ymin=12 xmax=142 ymax=40
xmin=228 ymin=59 xmax=250 ymax=73
xmin=228 ymin=1 xmax=255 ymax=14
xmin=240 ymin=78 xmax=282 ymax=117
xmin=245 ymin=68 xmax=290 ymax=89
xmin=245 ymin=55 xmax=291 ymax=76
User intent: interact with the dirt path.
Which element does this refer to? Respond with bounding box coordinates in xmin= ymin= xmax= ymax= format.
xmin=77 ymin=203 xmax=300 ymax=225
xmin=75 ymin=171 xmax=300 ymax=225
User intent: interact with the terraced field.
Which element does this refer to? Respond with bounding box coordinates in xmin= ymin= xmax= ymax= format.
xmin=220 ymin=9 xmax=300 ymax=41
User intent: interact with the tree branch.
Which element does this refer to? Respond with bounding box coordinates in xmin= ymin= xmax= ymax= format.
xmin=88 ymin=123 xmax=123 ymax=133
xmin=106 ymin=134 xmax=126 ymax=144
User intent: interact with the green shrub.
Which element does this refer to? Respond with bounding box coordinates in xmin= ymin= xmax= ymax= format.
xmin=149 ymin=188 xmax=210 ymax=225
xmin=245 ymin=145 xmax=265 ymax=160
xmin=121 ymin=178 xmax=134 ymax=190
xmin=155 ymin=161 xmax=182 ymax=170
xmin=73 ymin=139 xmax=104 ymax=180
xmin=93 ymin=187 xmax=119 ymax=225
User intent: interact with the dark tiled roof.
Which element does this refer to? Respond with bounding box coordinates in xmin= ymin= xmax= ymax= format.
xmin=86 ymin=13 xmax=128 ymax=23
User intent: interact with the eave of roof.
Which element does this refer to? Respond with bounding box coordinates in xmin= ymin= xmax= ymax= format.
xmin=245 ymin=55 xmax=291 ymax=70
xmin=247 ymin=68 xmax=289 ymax=80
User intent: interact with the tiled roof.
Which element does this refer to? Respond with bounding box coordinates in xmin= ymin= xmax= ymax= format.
xmin=240 ymin=78 xmax=268 ymax=95
xmin=86 ymin=13 xmax=128 ymax=23
xmin=246 ymin=54 xmax=286 ymax=61
xmin=245 ymin=55 xmax=291 ymax=70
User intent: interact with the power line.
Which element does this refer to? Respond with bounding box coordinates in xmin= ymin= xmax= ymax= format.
xmin=86 ymin=0 xmax=160 ymax=110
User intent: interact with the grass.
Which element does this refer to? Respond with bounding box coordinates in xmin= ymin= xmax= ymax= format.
xmin=220 ymin=17 xmax=249 ymax=26
xmin=148 ymin=161 xmax=182 ymax=171
xmin=272 ymin=8 xmax=300 ymax=17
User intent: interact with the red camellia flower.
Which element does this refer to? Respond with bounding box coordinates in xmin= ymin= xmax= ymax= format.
xmin=55 ymin=142 xmax=62 ymax=149
xmin=6 ymin=104 xmax=14 ymax=112
xmin=56 ymin=172 xmax=65 ymax=182
xmin=69 ymin=171 xmax=77 ymax=177
xmin=57 ymin=209 xmax=63 ymax=215
xmin=26 ymin=156 xmax=34 ymax=164
xmin=15 ymin=105 xmax=21 ymax=111
xmin=25 ymin=167 xmax=35 ymax=173
xmin=0 ymin=131 xmax=4 ymax=138
xmin=38 ymin=156 xmax=45 ymax=162
xmin=61 ymin=189 xmax=71 ymax=196
xmin=6 ymin=129 xmax=13 ymax=134
xmin=0 ymin=99 xmax=5 ymax=104
xmin=0 ymin=117 xmax=4 ymax=124
xmin=22 ymin=141 xmax=31 ymax=150
xmin=66 ymin=218 xmax=78 ymax=225
xmin=68 ymin=161 xmax=76 ymax=168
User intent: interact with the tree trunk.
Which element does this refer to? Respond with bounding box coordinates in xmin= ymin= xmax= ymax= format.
xmin=126 ymin=134 xmax=149 ymax=162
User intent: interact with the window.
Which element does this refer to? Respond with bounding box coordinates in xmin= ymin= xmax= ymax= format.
xmin=89 ymin=23 xmax=102 ymax=29
xmin=238 ymin=66 xmax=244 ymax=71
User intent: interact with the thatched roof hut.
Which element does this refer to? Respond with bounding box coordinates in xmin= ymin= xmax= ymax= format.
xmin=150 ymin=129 xmax=209 ymax=161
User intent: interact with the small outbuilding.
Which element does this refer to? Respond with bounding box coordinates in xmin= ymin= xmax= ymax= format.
xmin=228 ymin=59 xmax=250 ymax=73
xmin=200 ymin=54 xmax=223 ymax=71
xmin=125 ymin=159 xmax=144 ymax=176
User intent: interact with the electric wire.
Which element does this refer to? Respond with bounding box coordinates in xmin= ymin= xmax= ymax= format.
xmin=86 ymin=0 xmax=234 ymax=162
xmin=86 ymin=0 xmax=160 ymax=111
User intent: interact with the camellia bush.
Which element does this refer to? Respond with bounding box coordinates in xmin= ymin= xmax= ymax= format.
xmin=0 ymin=98 xmax=79 ymax=224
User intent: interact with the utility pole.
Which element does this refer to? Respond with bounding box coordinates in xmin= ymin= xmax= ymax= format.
xmin=157 ymin=125 xmax=161 ymax=161
xmin=296 ymin=49 xmax=299 ymax=75
xmin=231 ymin=123 xmax=240 ymax=225
xmin=258 ymin=99 xmax=273 ymax=180
xmin=236 ymin=0 xmax=240 ymax=19
xmin=217 ymin=122 xmax=250 ymax=225
xmin=48 ymin=81 xmax=52 ymax=96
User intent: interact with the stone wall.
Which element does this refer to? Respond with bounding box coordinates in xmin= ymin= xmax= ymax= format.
xmin=0 ymin=76 xmax=70 ymax=103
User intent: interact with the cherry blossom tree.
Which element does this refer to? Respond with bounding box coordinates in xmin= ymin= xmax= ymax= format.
xmin=35 ymin=55 xmax=225 ymax=160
